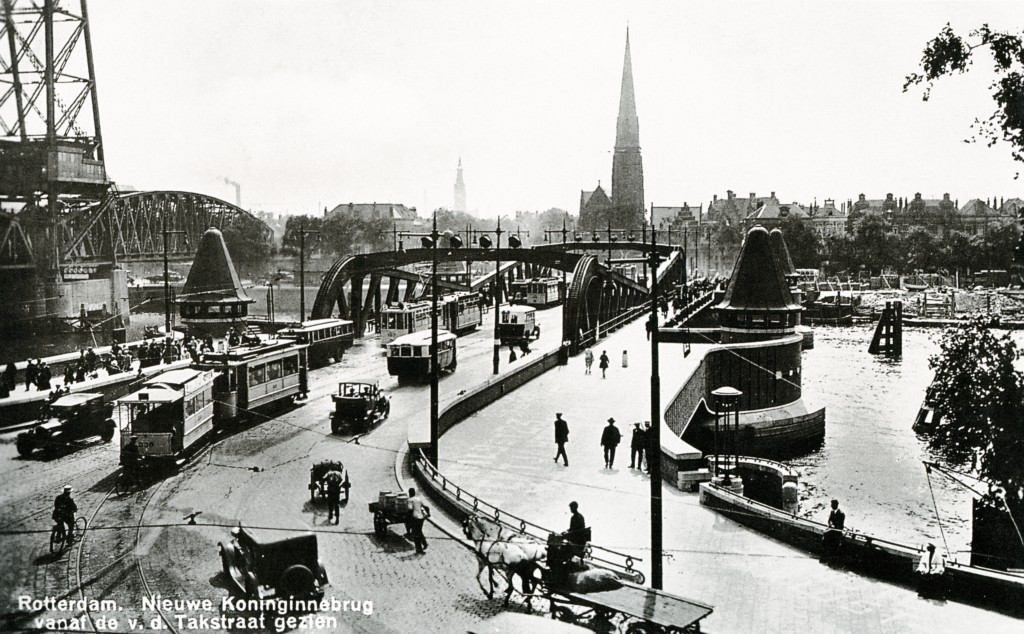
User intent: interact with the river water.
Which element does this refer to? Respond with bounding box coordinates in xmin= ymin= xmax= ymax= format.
xmin=797 ymin=325 xmax=1024 ymax=561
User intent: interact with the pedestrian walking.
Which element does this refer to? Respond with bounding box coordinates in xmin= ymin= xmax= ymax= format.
xmin=630 ymin=422 xmax=646 ymax=469
xmin=644 ymin=421 xmax=655 ymax=473
xmin=3 ymin=361 xmax=16 ymax=393
xmin=584 ymin=348 xmax=594 ymax=375
xmin=600 ymin=418 xmax=621 ymax=468
xmin=408 ymin=488 xmax=429 ymax=553
xmin=621 ymin=350 xmax=628 ymax=368
xmin=508 ymin=345 xmax=517 ymax=363
xmin=63 ymin=364 xmax=75 ymax=386
xmin=645 ymin=319 xmax=653 ymax=341
xmin=36 ymin=362 xmax=52 ymax=391
xmin=598 ymin=351 xmax=610 ymax=379
xmin=25 ymin=359 xmax=37 ymax=391
xmin=553 ymin=413 xmax=569 ymax=466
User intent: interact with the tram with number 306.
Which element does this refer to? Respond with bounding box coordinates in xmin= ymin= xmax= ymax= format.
xmin=117 ymin=339 xmax=308 ymax=466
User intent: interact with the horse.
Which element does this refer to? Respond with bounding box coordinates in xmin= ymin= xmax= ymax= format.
xmin=462 ymin=514 xmax=546 ymax=606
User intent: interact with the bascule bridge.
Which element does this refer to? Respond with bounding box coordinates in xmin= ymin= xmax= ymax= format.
xmin=0 ymin=0 xmax=270 ymax=334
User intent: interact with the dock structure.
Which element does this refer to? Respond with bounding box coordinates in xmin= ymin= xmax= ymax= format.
xmin=869 ymin=300 xmax=903 ymax=356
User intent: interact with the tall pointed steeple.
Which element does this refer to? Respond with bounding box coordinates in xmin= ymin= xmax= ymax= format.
xmin=453 ymin=157 xmax=467 ymax=213
xmin=611 ymin=27 xmax=644 ymax=227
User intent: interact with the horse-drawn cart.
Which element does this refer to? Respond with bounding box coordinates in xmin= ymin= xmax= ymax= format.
xmin=462 ymin=514 xmax=713 ymax=633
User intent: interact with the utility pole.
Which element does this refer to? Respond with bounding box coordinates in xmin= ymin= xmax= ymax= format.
xmin=430 ymin=212 xmax=439 ymax=465
xmin=648 ymin=214 xmax=664 ymax=590
xmin=298 ymin=217 xmax=320 ymax=322
xmin=160 ymin=213 xmax=186 ymax=335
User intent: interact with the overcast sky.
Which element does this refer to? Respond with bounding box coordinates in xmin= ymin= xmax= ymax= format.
xmin=83 ymin=1 xmax=1022 ymax=217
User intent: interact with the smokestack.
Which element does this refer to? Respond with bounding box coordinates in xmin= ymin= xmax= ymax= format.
xmin=222 ymin=177 xmax=242 ymax=208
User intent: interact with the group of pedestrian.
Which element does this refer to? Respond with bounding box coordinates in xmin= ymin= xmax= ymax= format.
xmin=552 ymin=413 xmax=653 ymax=472
xmin=23 ymin=359 xmax=52 ymax=392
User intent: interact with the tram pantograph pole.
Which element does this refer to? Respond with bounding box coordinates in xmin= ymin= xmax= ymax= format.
xmin=430 ymin=212 xmax=440 ymax=466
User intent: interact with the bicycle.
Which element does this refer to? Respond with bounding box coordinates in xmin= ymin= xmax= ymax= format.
xmin=50 ymin=516 xmax=87 ymax=554
xmin=114 ymin=463 xmax=144 ymax=497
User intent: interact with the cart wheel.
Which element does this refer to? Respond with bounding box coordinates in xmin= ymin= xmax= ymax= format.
xmin=244 ymin=572 xmax=260 ymax=601
xmin=49 ymin=523 xmax=66 ymax=554
xmin=552 ymin=606 xmax=576 ymax=623
xmin=16 ymin=434 xmax=34 ymax=457
xmin=625 ymin=622 xmax=660 ymax=634
xmin=373 ymin=512 xmax=387 ymax=538
xmin=331 ymin=420 xmax=340 ymax=434
xmin=100 ymin=419 xmax=115 ymax=442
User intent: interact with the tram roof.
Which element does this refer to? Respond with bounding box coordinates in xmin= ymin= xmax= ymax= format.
xmin=199 ymin=339 xmax=305 ymax=365
xmin=144 ymin=368 xmax=210 ymax=389
xmin=388 ymin=330 xmax=456 ymax=346
xmin=280 ymin=318 xmax=352 ymax=332
xmin=503 ymin=304 xmax=536 ymax=314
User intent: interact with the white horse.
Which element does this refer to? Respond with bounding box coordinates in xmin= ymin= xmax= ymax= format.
xmin=463 ymin=514 xmax=546 ymax=606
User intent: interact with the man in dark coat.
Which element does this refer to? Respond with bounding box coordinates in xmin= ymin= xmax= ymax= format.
xmin=325 ymin=470 xmax=344 ymax=524
xmin=36 ymin=362 xmax=52 ymax=391
xmin=600 ymin=418 xmax=621 ymax=469
xmin=553 ymin=413 xmax=569 ymax=466
xmin=565 ymin=501 xmax=588 ymax=550
xmin=598 ymin=350 xmax=610 ymax=379
xmin=25 ymin=359 xmax=37 ymax=391
xmin=630 ymin=422 xmax=646 ymax=469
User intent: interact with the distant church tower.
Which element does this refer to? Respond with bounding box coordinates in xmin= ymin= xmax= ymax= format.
xmin=611 ymin=28 xmax=644 ymax=227
xmin=580 ymin=29 xmax=645 ymax=231
xmin=453 ymin=158 xmax=467 ymax=213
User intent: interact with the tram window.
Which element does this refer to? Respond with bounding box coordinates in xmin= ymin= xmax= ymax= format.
xmin=267 ymin=361 xmax=283 ymax=380
xmin=283 ymin=355 xmax=298 ymax=376
xmin=249 ymin=365 xmax=266 ymax=387
xmin=186 ymin=396 xmax=196 ymax=417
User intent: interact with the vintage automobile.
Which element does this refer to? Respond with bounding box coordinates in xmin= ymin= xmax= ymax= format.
xmin=309 ymin=460 xmax=351 ymax=502
xmin=219 ymin=524 xmax=329 ymax=601
xmin=330 ymin=382 xmax=389 ymax=434
xmin=16 ymin=393 xmax=115 ymax=456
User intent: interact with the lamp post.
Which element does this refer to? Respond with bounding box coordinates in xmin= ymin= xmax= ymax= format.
xmin=711 ymin=387 xmax=742 ymax=485
xmin=543 ymin=215 xmax=573 ymax=296
xmin=161 ymin=211 xmax=187 ymax=335
xmin=648 ymin=220 xmax=664 ymax=590
xmin=298 ymin=216 xmax=320 ymax=323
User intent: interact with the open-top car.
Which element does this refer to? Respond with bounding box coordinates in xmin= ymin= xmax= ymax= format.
xmin=330 ymin=382 xmax=389 ymax=434
xmin=219 ymin=524 xmax=329 ymax=601
xmin=16 ymin=393 xmax=115 ymax=456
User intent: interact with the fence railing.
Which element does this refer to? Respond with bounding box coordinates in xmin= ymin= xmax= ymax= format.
xmin=578 ymin=300 xmax=653 ymax=350
xmin=415 ymin=449 xmax=645 ymax=584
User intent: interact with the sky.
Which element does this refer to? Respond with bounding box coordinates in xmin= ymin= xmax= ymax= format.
xmin=72 ymin=1 xmax=1024 ymax=217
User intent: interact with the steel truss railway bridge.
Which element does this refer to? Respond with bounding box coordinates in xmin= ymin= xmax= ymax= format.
xmin=311 ymin=241 xmax=686 ymax=353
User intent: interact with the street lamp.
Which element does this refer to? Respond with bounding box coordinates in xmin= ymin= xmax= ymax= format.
xmin=711 ymin=387 xmax=742 ymax=486
xmin=297 ymin=216 xmax=320 ymax=323
xmin=476 ymin=217 xmax=521 ymax=375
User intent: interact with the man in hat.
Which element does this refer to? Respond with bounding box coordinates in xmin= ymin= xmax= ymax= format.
xmin=564 ymin=501 xmax=588 ymax=558
xmin=53 ymin=485 xmax=78 ymax=540
xmin=600 ymin=418 xmax=621 ymax=469
xmin=325 ymin=469 xmax=345 ymax=524
xmin=553 ymin=413 xmax=569 ymax=467
xmin=630 ymin=421 xmax=646 ymax=469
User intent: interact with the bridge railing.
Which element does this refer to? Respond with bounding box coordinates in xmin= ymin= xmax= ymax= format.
xmin=414 ymin=449 xmax=645 ymax=584
xmin=578 ymin=300 xmax=652 ymax=350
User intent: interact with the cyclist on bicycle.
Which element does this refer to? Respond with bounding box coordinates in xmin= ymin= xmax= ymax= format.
xmin=53 ymin=485 xmax=78 ymax=539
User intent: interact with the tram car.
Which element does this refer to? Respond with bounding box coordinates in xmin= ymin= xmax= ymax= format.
xmin=509 ymin=277 xmax=563 ymax=307
xmin=380 ymin=300 xmax=435 ymax=346
xmin=439 ymin=291 xmax=483 ymax=334
xmin=193 ymin=339 xmax=309 ymax=423
xmin=385 ymin=330 xmax=457 ymax=381
xmin=498 ymin=305 xmax=539 ymax=345
xmin=116 ymin=368 xmax=217 ymax=464
xmin=277 ymin=318 xmax=354 ymax=368
xmin=117 ymin=340 xmax=308 ymax=466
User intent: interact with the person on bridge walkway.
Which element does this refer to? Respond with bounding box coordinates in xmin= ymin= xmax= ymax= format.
xmin=553 ymin=413 xmax=569 ymax=466
xmin=3 ymin=361 xmax=16 ymax=395
xmin=630 ymin=422 xmax=646 ymax=469
xmin=601 ymin=418 xmax=621 ymax=469
xmin=36 ymin=362 xmax=52 ymax=392
xmin=508 ymin=345 xmax=517 ymax=363
xmin=598 ymin=351 xmax=610 ymax=379
xmin=584 ymin=348 xmax=594 ymax=375
xmin=408 ymin=488 xmax=429 ymax=554
xmin=822 ymin=498 xmax=846 ymax=560
xmin=25 ymin=359 xmax=37 ymax=391
xmin=621 ymin=350 xmax=628 ymax=368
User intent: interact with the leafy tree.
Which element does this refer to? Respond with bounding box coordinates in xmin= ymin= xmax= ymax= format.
xmin=896 ymin=227 xmax=939 ymax=273
xmin=320 ymin=213 xmax=390 ymax=255
xmin=280 ymin=215 xmax=325 ymax=256
xmin=928 ymin=318 xmax=1024 ymax=506
xmin=850 ymin=213 xmax=894 ymax=274
xmin=221 ymin=215 xmax=273 ymax=271
xmin=778 ymin=217 xmax=822 ymax=268
xmin=905 ymin=24 xmax=1024 ymax=176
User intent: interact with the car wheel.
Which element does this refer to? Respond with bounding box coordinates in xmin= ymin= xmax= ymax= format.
xmin=16 ymin=434 xmax=34 ymax=457
xmin=244 ymin=571 xmax=260 ymax=600
xmin=279 ymin=565 xmax=315 ymax=599
xmin=101 ymin=419 xmax=115 ymax=442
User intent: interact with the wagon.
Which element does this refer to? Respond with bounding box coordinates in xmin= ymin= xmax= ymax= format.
xmin=368 ymin=492 xmax=429 ymax=539
xmin=16 ymin=393 xmax=115 ymax=456
xmin=330 ymin=382 xmax=389 ymax=434
xmin=309 ymin=460 xmax=350 ymax=502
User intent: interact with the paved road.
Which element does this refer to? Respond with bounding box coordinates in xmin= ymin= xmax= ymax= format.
xmin=0 ymin=306 xmax=562 ymax=634
xmin=441 ymin=317 xmax=1022 ymax=634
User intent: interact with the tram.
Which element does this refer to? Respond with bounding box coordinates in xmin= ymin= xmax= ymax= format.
xmin=439 ymin=291 xmax=483 ymax=334
xmin=509 ymin=277 xmax=563 ymax=307
xmin=498 ymin=305 xmax=539 ymax=345
xmin=117 ymin=339 xmax=308 ymax=465
xmin=385 ymin=331 xmax=457 ymax=381
xmin=379 ymin=292 xmax=482 ymax=345
xmin=277 ymin=318 xmax=354 ymax=368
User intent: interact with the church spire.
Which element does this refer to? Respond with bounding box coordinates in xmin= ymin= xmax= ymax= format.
xmin=616 ymin=27 xmax=640 ymax=149
xmin=453 ymin=157 xmax=467 ymax=213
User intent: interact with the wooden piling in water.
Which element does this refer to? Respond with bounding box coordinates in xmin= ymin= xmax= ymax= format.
xmin=869 ymin=300 xmax=903 ymax=356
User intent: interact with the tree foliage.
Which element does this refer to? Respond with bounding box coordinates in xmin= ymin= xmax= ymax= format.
xmin=928 ymin=318 xmax=1024 ymax=505
xmin=905 ymin=24 xmax=1024 ymax=175
xmin=778 ymin=217 xmax=822 ymax=268
xmin=221 ymin=215 xmax=274 ymax=270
